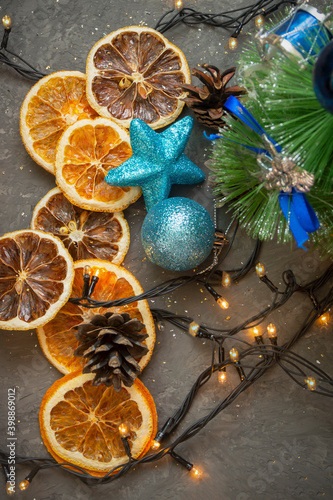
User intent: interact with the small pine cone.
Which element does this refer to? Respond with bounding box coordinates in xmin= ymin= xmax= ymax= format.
xmin=182 ymin=64 xmax=247 ymax=130
xmin=74 ymin=312 xmax=149 ymax=392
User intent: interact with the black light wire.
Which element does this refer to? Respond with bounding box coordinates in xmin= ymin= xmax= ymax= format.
xmin=69 ymin=222 xmax=261 ymax=309
xmin=0 ymin=0 xmax=330 ymax=488
xmin=0 ymin=23 xmax=46 ymax=80
xmin=0 ymin=1 xmax=298 ymax=81
xmin=154 ymin=0 xmax=297 ymax=34
xmin=1 ymin=263 xmax=331 ymax=485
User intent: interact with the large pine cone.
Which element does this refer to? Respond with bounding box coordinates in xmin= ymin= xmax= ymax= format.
xmin=74 ymin=312 xmax=149 ymax=392
xmin=182 ymin=65 xmax=246 ymax=130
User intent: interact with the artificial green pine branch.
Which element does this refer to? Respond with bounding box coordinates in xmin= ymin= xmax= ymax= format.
xmin=211 ymin=27 xmax=333 ymax=254
xmin=238 ymin=37 xmax=333 ymax=192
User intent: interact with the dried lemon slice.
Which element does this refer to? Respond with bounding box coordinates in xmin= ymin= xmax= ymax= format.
xmin=37 ymin=259 xmax=155 ymax=374
xmin=20 ymin=71 xmax=98 ymax=174
xmin=0 ymin=230 xmax=74 ymax=330
xmin=39 ymin=372 xmax=157 ymax=474
xmin=31 ymin=187 xmax=130 ymax=263
xmin=55 ymin=117 xmax=141 ymax=212
xmin=86 ymin=26 xmax=190 ymax=129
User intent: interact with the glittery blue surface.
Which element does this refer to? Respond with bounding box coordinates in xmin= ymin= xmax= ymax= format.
xmin=141 ymin=197 xmax=215 ymax=271
xmin=313 ymin=42 xmax=333 ymax=114
xmin=105 ymin=117 xmax=205 ymax=211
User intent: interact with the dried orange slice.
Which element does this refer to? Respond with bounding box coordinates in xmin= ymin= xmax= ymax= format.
xmin=37 ymin=259 xmax=155 ymax=374
xmin=0 ymin=230 xmax=74 ymax=330
xmin=39 ymin=372 xmax=157 ymax=474
xmin=86 ymin=26 xmax=190 ymax=129
xmin=20 ymin=71 xmax=99 ymax=174
xmin=55 ymin=117 xmax=141 ymax=212
xmin=31 ymin=187 xmax=130 ymax=263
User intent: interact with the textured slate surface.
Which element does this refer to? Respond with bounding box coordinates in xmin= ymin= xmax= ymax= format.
xmin=0 ymin=0 xmax=332 ymax=499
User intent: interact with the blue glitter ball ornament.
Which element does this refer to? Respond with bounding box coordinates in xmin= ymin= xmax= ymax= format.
xmin=313 ymin=41 xmax=333 ymax=114
xmin=141 ymin=197 xmax=215 ymax=272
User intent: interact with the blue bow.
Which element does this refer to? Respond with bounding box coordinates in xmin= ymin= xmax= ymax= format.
xmin=206 ymin=95 xmax=319 ymax=249
xmin=279 ymin=189 xmax=320 ymax=250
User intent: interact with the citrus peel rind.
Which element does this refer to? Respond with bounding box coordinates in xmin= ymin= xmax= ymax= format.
xmin=0 ymin=229 xmax=74 ymax=330
xmin=20 ymin=71 xmax=98 ymax=174
xmin=86 ymin=26 xmax=190 ymax=129
xmin=39 ymin=372 xmax=157 ymax=474
xmin=37 ymin=259 xmax=155 ymax=374
xmin=55 ymin=117 xmax=141 ymax=212
xmin=31 ymin=187 xmax=130 ymax=264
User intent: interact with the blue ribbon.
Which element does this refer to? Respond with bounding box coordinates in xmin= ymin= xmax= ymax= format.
xmin=203 ymin=131 xmax=268 ymax=154
xmin=279 ymin=189 xmax=320 ymax=250
xmin=206 ymin=96 xmax=319 ymax=249
xmin=223 ymin=95 xmax=282 ymax=153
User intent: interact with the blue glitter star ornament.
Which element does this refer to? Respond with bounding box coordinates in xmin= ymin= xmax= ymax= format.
xmin=105 ymin=117 xmax=205 ymax=211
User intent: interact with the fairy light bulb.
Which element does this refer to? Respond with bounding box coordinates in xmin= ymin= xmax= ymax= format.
xmin=2 ymin=15 xmax=11 ymax=29
xmin=84 ymin=265 xmax=91 ymax=276
xmin=18 ymin=467 xmax=40 ymax=491
xmin=221 ymin=271 xmax=231 ymax=288
xmin=19 ymin=480 xmax=29 ymax=491
xmin=252 ymin=326 xmax=264 ymax=345
xmin=252 ymin=327 xmax=260 ymax=337
xmin=91 ymin=266 xmax=100 ymax=277
xmin=218 ymin=371 xmax=226 ymax=384
xmin=228 ymin=37 xmax=237 ymax=50
xmin=151 ymin=440 xmax=161 ymax=451
xmin=229 ymin=348 xmax=239 ymax=362
xmin=190 ymin=467 xmax=202 ymax=478
xmin=205 ymin=284 xmax=229 ymax=310
xmin=188 ymin=321 xmax=200 ymax=337
xmin=267 ymin=323 xmax=276 ymax=336
xmin=217 ymin=297 xmax=229 ymax=310
xmin=175 ymin=0 xmax=183 ymax=10
xmin=90 ymin=266 xmax=107 ymax=279
xmin=118 ymin=423 xmax=129 ymax=437
xmin=255 ymin=262 xmax=265 ymax=278
xmin=305 ymin=377 xmax=316 ymax=391
xmin=255 ymin=14 xmax=264 ymax=29
xmin=6 ymin=483 xmax=15 ymax=496
xmin=319 ymin=312 xmax=330 ymax=325
xmin=88 ymin=267 xmax=106 ymax=297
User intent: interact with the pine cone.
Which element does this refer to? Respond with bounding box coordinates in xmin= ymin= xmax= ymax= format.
xmin=182 ymin=65 xmax=246 ymax=130
xmin=74 ymin=312 xmax=149 ymax=392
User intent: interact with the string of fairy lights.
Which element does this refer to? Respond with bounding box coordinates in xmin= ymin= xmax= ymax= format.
xmin=0 ymin=0 xmax=297 ymax=80
xmin=0 ymin=224 xmax=332 ymax=491
xmin=0 ymin=0 xmax=332 ymax=495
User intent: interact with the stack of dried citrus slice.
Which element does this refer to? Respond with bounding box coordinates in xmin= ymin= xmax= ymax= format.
xmin=20 ymin=71 xmax=98 ymax=173
xmin=39 ymin=372 xmax=157 ymax=475
xmin=37 ymin=259 xmax=157 ymax=475
xmin=0 ymin=230 xmax=74 ymax=330
xmin=19 ymin=26 xmax=191 ymax=215
xmin=15 ymin=26 xmax=186 ymax=472
xmin=37 ymin=259 xmax=155 ymax=375
xmin=31 ymin=187 xmax=130 ymax=263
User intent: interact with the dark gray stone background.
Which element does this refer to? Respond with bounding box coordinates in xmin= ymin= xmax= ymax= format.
xmin=0 ymin=0 xmax=332 ymax=499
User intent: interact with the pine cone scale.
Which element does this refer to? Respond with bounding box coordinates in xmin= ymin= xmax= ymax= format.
xmin=191 ymin=68 xmax=216 ymax=92
xmin=108 ymin=351 xmax=122 ymax=368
